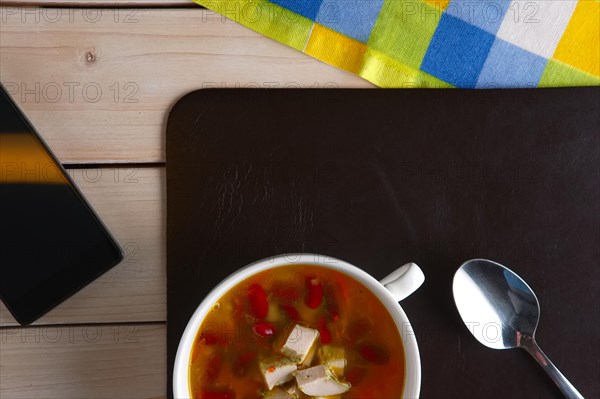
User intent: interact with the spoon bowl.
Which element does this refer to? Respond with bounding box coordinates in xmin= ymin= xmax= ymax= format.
xmin=453 ymin=259 xmax=583 ymax=399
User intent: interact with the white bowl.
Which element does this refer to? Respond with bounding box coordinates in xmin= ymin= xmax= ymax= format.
xmin=173 ymin=253 xmax=425 ymax=398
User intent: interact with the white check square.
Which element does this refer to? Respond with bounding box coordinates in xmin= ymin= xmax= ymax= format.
xmin=496 ymin=0 xmax=578 ymax=58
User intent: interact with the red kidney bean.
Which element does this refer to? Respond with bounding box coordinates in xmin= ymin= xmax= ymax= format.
xmin=318 ymin=317 xmax=332 ymax=344
xmin=280 ymin=304 xmax=301 ymax=321
xmin=357 ymin=343 xmax=390 ymax=364
xmin=305 ymin=277 xmax=323 ymax=309
xmin=252 ymin=321 xmax=276 ymax=337
xmin=248 ymin=283 xmax=268 ymax=318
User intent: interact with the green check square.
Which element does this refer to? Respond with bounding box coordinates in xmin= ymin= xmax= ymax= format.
xmin=539 ymin=59 xmax=600 ymax=87
xmin=250 ymin=1 xmax=313 ymax=50
xmin=368 ymin=0 xmax=442 ymax=69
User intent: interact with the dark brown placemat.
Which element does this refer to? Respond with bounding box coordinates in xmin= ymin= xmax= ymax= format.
xmin=166 ymin=88 xmax=599 ymax=399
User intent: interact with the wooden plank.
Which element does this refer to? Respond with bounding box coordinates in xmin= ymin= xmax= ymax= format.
xmin=2 ymin=0 xmax=192 ymax=6
xmin=0 ymin=8 xmax=373 ymax=164
xmin=0 ymin=323 xmax=166 ymax=399
xmin=0 ymin=166 xmax=166 ymax=325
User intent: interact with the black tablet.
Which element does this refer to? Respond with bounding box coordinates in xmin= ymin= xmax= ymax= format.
xmin=0 ymin=84 xmax=123 ymax=325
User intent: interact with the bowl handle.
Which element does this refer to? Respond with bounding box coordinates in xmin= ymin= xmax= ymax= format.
xmin=379 ymin=263 xmax=425 ymax=302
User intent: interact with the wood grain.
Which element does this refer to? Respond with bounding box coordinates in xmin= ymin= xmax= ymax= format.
xmin=0 ymin=8 xmax=372 ymax=164
xmin=0 ymin=166 xmax=166 ymax=325
xmin=0 ymin=323 xmax=166 ymax=399
xmin=1 ymin=0 xmax=192 ymax=5
xmin=0 ymin=6 xmax=370 ymax=397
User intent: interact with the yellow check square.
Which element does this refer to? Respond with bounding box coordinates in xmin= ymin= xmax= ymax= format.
xmin=553 ymin=0 xmax=600 ymax=77
xmin=306 ymin=24 xmax=368 ymax=74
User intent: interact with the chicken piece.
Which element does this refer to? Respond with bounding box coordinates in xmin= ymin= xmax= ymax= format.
xmin=259 ymin=356 xmax=297 ymax=390
xmin=263 ymin=386 xmax=297 ymax=399
xmin=294 ymin=365 xmax=351 ymax=396
xmin=284 ymin=383 xmax=308 ymax=399
xmin=280 ymin=324 xmax=319 ymax=364
xmin=299 ymin=341 xmax=317 ymax=369
xmin=317 ymin=345 xmax=346 ymax=376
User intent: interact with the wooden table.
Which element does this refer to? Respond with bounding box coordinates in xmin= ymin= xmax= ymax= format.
xmin=0 ymin=1 xmax=372 ymax=397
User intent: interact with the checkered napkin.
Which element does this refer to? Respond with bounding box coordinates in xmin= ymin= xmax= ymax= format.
xmin=196 ymin=0 xmax=600 ymax=88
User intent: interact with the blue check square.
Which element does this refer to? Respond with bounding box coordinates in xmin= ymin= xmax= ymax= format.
xmin=271 ymin=0 xmax=324 ymax=20
xmin=421 ymin=14 xmax=495 ymax=88
xmin=476 ymin=39 xmax=548 ymax=88
xmin=316 ymin=0 xmax=384 ymax=43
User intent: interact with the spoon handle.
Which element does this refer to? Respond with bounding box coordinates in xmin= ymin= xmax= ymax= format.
xmin=521 ymin=338 xmax=584 ymax=399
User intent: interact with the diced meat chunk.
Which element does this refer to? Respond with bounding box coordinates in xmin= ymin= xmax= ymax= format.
xmin=299 ymin=342 xmax=317 ymax=369
xmin=259 ymin=357 xmax=297 ymax=390
xmin=284 ymin=383 xmax=300 ymax=396
xmin=294 ymin=365 xmax=351 ymax=396
xmin=262 ymin=387 xmax=297 ymax=399
xmin=280 ymin=324 xmax=319 ymax=363
xmin=317 ymin=345 xmax=346 ymax=376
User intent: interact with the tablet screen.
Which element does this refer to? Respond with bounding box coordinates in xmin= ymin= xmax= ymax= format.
xmin=0 ymin=86 xmax=123 ymax=325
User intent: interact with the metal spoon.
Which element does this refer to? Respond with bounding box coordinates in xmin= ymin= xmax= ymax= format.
xmin=452 ymin=259 xmax=584 ymax=399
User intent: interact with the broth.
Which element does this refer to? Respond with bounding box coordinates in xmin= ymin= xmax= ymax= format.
xmin=189 ymin=265 xmax=405 ymax=398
